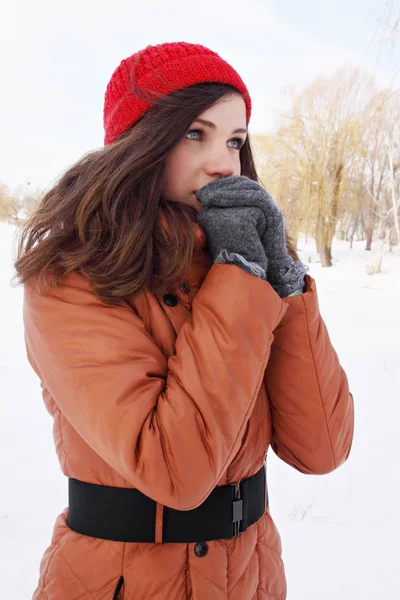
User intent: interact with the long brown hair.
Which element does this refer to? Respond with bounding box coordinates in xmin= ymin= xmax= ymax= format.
xmin=13 ymin=82 xmax=300 ymax=305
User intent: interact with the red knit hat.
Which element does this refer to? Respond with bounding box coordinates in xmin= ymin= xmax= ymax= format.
xmin=103 ymin=41 xmax=252 ymax=146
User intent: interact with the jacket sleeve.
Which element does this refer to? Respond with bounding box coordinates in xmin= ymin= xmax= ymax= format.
xmin=23 ymin=264 xmax=288 ymax=511
xmin=264 ymin=274 xmax=354 ymax=475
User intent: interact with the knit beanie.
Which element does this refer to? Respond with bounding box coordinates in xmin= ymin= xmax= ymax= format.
xmin=103 ymin=41 xmax=251 ymax=146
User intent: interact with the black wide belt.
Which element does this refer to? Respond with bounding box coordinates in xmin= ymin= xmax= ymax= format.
xmin=67 ymin=464 xmax=267 ymax=543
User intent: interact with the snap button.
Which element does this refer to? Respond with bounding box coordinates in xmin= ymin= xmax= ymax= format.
xmin=194 ymin=542 xmax=208 ymax=557
xmin=163 ymin=293 xmax=178 ymax=307
xmin=180 ymin=282 xmax=190 ymax=294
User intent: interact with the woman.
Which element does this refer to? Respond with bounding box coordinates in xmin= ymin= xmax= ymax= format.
xmin=15 ymin=41 xmax=354 ymax=600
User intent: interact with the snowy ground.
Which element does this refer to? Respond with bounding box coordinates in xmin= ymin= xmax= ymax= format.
xmin=0 ymin=221 xmax=399 ymax=599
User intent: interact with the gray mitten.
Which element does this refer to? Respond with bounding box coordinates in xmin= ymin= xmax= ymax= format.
xmin=196 ymin=176 xmax=308 ymax=297
xmin=195 ymin=199 xmax=269 ymax=280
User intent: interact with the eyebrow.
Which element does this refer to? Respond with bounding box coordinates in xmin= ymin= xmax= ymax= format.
xmin=194 ymin=118 xmax=247 ymax=135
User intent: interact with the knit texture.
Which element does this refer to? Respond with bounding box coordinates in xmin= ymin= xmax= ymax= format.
xmin=196 ymin=176 xmax=309 ymax=296
xmin=103 ymin=42 xmax=251 ymax=145
xmin=196 ymin=201 xmax=269 ymax=280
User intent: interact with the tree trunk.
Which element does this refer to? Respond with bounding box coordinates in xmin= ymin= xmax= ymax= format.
xmin=388 ymin=145 xmax=400 ymax=246
xmin=318 ymin=162 xmax=343 ymax=266
xmin=365 ymin=227 xmax=373 ymax=251
xmin=349 ymin=213 xmax=359 ymax=249
xmin=316 ymin=214 xmax=332 ymax=267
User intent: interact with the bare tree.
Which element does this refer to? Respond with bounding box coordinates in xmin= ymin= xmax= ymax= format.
xmin=13 ymin=182 xmax=44 ymax=219
xmin=256 ymin=67 xmax=378 ymax=266
xmin=0 ymin=183 xmax=22 ymax=223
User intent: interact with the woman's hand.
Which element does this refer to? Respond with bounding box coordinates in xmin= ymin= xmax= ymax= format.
xmin=196 ymin=180 xmax=269 ymax=279
xmin=196 ymin=176 xmax=308 ymax=296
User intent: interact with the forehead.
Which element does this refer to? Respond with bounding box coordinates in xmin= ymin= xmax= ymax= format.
xmin=196 ymin=94 xmax=247 ymax=127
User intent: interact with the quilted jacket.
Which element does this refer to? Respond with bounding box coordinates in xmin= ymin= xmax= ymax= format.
xmin=23 ymin=219 xmax=354 ymax=600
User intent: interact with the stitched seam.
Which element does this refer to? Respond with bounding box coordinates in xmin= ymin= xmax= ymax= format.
xmin=40 ymin=549 xmax=56 ymax=593
xmin=41 ymin=527 xmax=69 ymax=593
xmin=302 ymin=295 xmax=337 ymax=469
xmin=255 ymin=538 xmax=260 ymax=600
xmin=58 ymin=549 xmax=97 ymax=599
xmin=227 ymin=528 xmax=261 ymax=593
xmin=256 ymin=541 xmax=284 ymax=561
xmin=276 ymin=299 xmax=289 ymax=328
xmin=256 ymin=587 xmax=283 ymax=600
xmin=120 ymin=538 xmax=126 ymax=592
xmin=225 ymin=539 xmax=229 ymax=600
xmin=155 ymin=405 xmax=177 ymax=506
xmin=121 ymin=543 xmax=142 ymax=567
xmin=186 ymin=544 xmax=191 ymax=600
xmin=102 ymin=539 xmax=124 ymax=558
xmin=132 ymin=295 xmax=162 ymax=326
xmin=146 ymin=565 xmax=186 ymax=599
xmin=206 ymin=333 xmax=274 ymax=509
xmin=228 ymin=548 xmax=255 ymax=595
xmin=256 ymin=532 xmax=284 ymax=560
xmin=228 ymin=559 xmax=253 ymax=595
xmin=190 ymin=565 xmax=226 ymax=594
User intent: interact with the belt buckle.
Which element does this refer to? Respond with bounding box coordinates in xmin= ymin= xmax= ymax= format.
xmin=231 ymin=482 xmax=243 ymax=537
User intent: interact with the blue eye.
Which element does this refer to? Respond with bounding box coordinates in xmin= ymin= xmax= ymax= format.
xmin=228 ymin=138 xmax=245 ymax=150
xmin=185 ymin=128 xmax=245 ymax=150
xmin=185 ymin=129 xmax=202 ymax=141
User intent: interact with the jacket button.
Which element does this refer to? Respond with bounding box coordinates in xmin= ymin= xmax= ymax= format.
xmin=194 ymin=542 xmax=208 ymax=557
xmin=163 ymin=293 xmax=178 ymax=307
xmin=180 ymin=282 xmax=190 ymax=294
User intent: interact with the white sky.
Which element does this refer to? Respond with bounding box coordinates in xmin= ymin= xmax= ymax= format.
xmin=1 ymin=0 xmax=399 ymax=193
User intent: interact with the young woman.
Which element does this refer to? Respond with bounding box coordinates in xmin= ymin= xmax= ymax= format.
xmin=15 ymin=41 xmax=354 ymax=600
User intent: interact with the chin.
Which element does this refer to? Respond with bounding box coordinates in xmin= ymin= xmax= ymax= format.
xmin=190 ymin=195 xmax=202 ymax=212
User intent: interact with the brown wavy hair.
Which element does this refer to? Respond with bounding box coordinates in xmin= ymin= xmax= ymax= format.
xmin=13 ymin=82 xmax=300 ymax=305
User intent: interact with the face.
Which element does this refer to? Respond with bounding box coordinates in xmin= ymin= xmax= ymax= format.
xmin=161 ymin=93 xmax=247 ymax=213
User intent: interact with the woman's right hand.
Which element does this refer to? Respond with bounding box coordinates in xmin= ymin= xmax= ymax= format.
xmin=196 ymin=182 xmax=269 ymax=279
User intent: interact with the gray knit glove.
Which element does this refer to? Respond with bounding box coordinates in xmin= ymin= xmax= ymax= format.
xmin=195 ymin=200 xmax=269 ymax=280
xmin=196 ymin=176 xmax=308 ymax=296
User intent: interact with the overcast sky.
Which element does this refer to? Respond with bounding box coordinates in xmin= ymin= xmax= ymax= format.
xmin=1 ymin=0 xmax=399 ymax=193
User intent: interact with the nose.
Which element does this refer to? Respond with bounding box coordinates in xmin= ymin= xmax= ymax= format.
xmin=203 ymin=147 xmax=236 ymax=178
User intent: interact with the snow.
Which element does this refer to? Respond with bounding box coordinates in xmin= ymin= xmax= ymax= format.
xmin=0 ymin=221 xmax=399 ymax=599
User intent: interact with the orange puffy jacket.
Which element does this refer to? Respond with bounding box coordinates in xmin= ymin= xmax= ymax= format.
xmin=23 ymin=221 xmax=354 ymax=600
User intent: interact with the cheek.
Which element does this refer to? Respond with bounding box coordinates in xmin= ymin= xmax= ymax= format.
xmin=234 ymin=155 xmax=242 ymax=176
xmin=167 ymin=150 xmax=193 ymax=182
xmin=162 ymin=150 xmax=191 ymax=198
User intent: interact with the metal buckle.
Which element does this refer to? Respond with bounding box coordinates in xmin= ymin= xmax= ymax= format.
xmin=231 ymin=482 xmax=243 ymax=537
